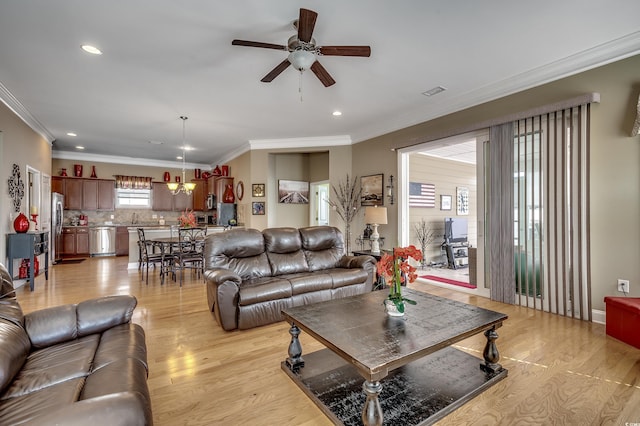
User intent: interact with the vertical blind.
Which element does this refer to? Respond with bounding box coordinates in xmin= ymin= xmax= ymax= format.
xmin=489 ymin=103 xmax=591 ymax=320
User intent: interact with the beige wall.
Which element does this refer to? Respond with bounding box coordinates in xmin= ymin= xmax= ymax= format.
xmin=351 ymin=54 xmax=640 ymax=311
xmin=1 ymin=102 xmax=52 ymax=265
xmin=408 ymin=154 xmax=477 ymax=263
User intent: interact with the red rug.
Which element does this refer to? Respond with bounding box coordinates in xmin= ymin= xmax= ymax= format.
xmin=419 ymin=275 xmax=476 ymax=289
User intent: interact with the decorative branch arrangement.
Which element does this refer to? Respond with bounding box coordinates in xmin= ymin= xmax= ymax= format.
xmin=326 ymin=174 xmax=362 ymax=254
xmin=414 ymin=218 xmax=435 ymax=268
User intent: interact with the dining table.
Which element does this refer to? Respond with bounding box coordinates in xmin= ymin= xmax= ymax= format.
xmin=145 ymin=236 xmax=204 ymax=284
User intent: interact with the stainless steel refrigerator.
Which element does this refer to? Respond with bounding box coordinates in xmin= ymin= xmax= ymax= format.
xmin=51 ymin=192 xmax=64 ymax=264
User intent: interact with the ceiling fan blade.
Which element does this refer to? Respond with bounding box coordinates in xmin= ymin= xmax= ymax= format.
xmin=319 ymin=46 xmax=371 ymax=57
xmin=260 ymin=59 xmax=291 ymax=82
xmin=310 ymin=61 xmax=336 ymax=87
xmin=232 ymin=39 xmax=287 ymax=51
xmin=297 ymin=8 xmax=318 ymax=43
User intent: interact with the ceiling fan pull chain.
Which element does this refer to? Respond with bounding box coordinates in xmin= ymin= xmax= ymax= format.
xmin=299 ymin=71 xmax=304 ymax=102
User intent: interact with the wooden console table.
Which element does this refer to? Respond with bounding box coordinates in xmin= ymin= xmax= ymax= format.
xmin=6 ymin=232 xmax=49 ymax=291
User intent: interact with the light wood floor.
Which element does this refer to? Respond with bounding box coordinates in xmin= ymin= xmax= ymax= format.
xmin=14 ymin=257 xmax=640 ymax=425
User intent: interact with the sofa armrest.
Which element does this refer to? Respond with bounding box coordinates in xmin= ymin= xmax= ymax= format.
xmin=25 ymin=391 xmax=151 ymax=426
xmin=25 ymin=295 xmax=137 ymax=349
xmin=204 ymin=268 xmax=241 ymax=331
xmin=338 ymin=255 xmax=377 ymax=270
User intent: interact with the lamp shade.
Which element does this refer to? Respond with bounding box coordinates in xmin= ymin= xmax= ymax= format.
xmin=288 ymin=49 xmax=316 ymax=71
xmin=364 ymin=206 xmax=387 ymax=225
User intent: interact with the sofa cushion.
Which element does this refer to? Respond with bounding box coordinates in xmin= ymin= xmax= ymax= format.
xmin=0 ymin=301 xmax=30 ymax=393
xmin=326 ymin=268 xmax=370 ymax=289
xmin=0 ymin=378 xmax=85 ymax=425
xmin=300 ymin=226 xmax=344 ymax=271
xmin=264 ymin=228 xmax=309 ymax=275
xmin=1 ymin=334 xmax=99 ymax=399
xmin=77 ymin=296 xmax=136 ymax=337
xmin=92 ymin=324 xmax=148 ymax=372
xmin=205 ymin=229 xmax=272 ymax=280
xmin=25 ymin=304 xmax=78 ymax=348
xmin=239 ymin=277 xmax=293 ymax=306
xmin=284 ymin=272 xmax=334 ymax=295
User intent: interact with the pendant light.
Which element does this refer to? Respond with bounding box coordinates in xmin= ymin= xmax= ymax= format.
xmin=167 ymin=116 xmax=196 ymax=195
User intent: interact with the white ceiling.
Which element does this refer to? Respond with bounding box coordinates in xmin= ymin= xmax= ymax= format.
xmin=1 ymin=1 xmax=639 ymax=169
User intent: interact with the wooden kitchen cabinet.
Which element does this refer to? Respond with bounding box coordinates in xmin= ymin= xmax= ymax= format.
xmin=52 ymin=176 xmax=63 ymax=194
xmin=82 ymin=179 xmax=115 ymax=211
xmin=115 ymin=226 xmax=129 ymax=256
xmin=191 ymin=179 xmax=207 ymax=211
xmin=62 ymin=227 xmax=90 ymax=257
xmin=64 ymin=178 xmax=83 ymax=210
xmin=152 ymin=182 xmax=193 ymax=211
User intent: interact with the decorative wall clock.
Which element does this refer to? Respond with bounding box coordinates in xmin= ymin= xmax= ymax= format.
xmin=8 ymin=163 xmax=24 ymax=213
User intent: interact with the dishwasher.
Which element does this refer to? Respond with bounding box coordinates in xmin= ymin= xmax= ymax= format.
xmin=90 ymin=226 xmax=116 ymax=256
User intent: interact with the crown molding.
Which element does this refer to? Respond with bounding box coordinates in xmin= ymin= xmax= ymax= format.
xmin=249 ymin=135 xmax=352 ymax=150
xmin=0 ymin=81 xmax=55 ymax=143
xmin=51 ymin=150 xmax=209 ymax=170
xmin=213 ymin=142 xmax=251 ymax=167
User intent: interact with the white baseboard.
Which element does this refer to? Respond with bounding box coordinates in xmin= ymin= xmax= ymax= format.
xmin=592 ymin=309 xmax=606 ymax=324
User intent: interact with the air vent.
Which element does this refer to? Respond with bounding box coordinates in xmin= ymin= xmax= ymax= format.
xmin=422 ymin=86 xmax=447 ymax=97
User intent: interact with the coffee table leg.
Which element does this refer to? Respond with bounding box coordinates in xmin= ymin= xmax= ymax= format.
xmin=480 ymin=325 xmax=503 ymax=374
xmin=361 ymin=380 xmax=383 ymax=426
xmin=285 ymin=324 xmax=305 ymax=372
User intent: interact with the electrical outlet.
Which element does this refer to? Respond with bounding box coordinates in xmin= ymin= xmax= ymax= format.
xmin=110 ymin=214 xmax=114 ymax=219
xmin=152 ymin=214 xmax=158 ymax=219
xmin=617 ymin=279 xmax=630 ymax=293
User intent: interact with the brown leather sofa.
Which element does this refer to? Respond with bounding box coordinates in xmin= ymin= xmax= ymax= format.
xmin=204 ymin=226 xmax=377 ymax=331
xmin=0 ymin=263 xmax=152 ymax=425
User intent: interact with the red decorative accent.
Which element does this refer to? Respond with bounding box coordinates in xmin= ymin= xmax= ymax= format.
xmin=213 ymin=165 xmax=222 ymax=176
xmin=194 ymin=168 xmax=201 ymax=179
xmin=74 ymin=164 xmax=83 ymax=177
xmin=223 ymin=184 xmax=235 ymax=203
xmin=605 ymin=297 xmax=640 ymax=349
xmin=60 ymin=168 xmax=68 ymax=176
xmin=419 ymin=275 xmax=477 ymax=289
xmin=221 ymin=165 xmax=229 ymax=176
xmin=13 ymin=213 xmax=29 ymax=233
xmin=90 ymin=165 xmax=97 ymax=178
xmin=163 ymin=172 xmax=170 ymax=182
xmin=175 ymin=175 xmax=181 ymax=183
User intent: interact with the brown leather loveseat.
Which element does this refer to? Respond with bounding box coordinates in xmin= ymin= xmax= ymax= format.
xmin=204 ymin=226 xmax=376 ymax=331
xmin=0 ymin=263 xmax=152 ymax=425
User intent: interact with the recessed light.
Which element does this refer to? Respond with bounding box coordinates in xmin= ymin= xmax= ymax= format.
xmin=176 ymin=156 xmax=183 ymax=160
xmin=67 ymin=132 xmax=77 ymax=137
xmin=148 ymin=140 xmax=163 ymax=145
xmin=182 ymin=146 xmax=195 ymax=151
xmin=81 ymin=45 xmax=102 ymax=55
xmin=76 ymin=146 xmax=85 ymax=150
xmin=422 ymin=86 xmax=447 ymax=97
xmin=332 ymin=111 xmax=342 ymax=116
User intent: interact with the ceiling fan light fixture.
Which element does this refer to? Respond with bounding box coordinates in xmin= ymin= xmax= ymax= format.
xmin=288 ymin=49 xmax=316 ymax=71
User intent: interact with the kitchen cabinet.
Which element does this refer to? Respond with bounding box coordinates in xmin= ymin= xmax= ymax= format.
xmin=62 ymin=227 xmax=89 ymax=257
xmin=56 ymin=177 xmax=115 ymax=211
xmin=152 ymin=182 xmax=193 ymax=211
xmin=115 ymin=226 xmax=129 ymax=256
xmin=64 ymin=178 xmax=84 ymax=210
xmin=191 ymin=179 xmax=208 ymax=211
xmin=83 ymin=179 xmax=115 ymax=211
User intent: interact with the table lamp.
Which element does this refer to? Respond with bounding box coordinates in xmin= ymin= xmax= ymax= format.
xmin=364 ymin=206 xmax=387 ymax=254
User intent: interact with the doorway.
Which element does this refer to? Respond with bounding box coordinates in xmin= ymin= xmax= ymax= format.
xmin=310 ymin=181 xmax=330 ymax=226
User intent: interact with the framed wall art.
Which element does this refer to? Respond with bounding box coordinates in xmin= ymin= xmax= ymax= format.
xmin=277 ymin=180 xmax=309 ymax=204
xmin=440 ymin=195 xmax=452 ymax=211
xmin=360 ymin=173 xmax=383 ymax=206
xmin=252 ymin=183 xmax=265 ymax=197
xmin=456 ymin=187 xmax=469 ymax=215
xmin=252 ymin=201 xmax=265 ymax=215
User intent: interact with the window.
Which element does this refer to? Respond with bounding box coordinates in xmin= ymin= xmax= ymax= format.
xmin=116 ymin=188 xmax=151 ymax=208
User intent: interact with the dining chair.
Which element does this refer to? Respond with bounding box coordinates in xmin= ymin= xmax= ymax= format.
xmin=137 ymin=228 xmax=166 ymax=284
xmin=173 ymin=227 xmax=207 ymax=286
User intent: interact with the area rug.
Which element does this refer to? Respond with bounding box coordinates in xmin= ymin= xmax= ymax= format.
xmin=57 ymin=258 xmax=85 ymax=264
xmin=419 ymin=275 xmax=476 ymax=289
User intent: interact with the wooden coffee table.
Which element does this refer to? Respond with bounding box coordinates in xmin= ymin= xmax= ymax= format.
xmin=281 ymin=288 xmax=508 ymax=425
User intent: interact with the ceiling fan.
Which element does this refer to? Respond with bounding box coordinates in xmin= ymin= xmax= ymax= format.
xmin=232 ymin=8 xmax=371 ymax=87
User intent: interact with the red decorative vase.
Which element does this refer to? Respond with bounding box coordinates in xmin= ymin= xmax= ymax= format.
xmin=163 ymin=172 xmax=170 ymax=182
xmin=221 ymin=165 xmax=229 ymax=176
xmin=60 ymin=168 xmax=68 ymax=176
xmin=213 ymin=165 xmax=221 ymax=176
xmin=13 ymin=213 xmax=29 ymax=233
xmin=223 ymin=184 xmax=235 ymax=203
xmin=90 ymin=165 xmax=97 ymax=178
xmin=74 ymin=164 xmax=83 ymax=177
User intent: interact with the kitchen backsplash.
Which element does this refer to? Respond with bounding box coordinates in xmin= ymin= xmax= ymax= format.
xmin=64 ymin=209 xmax=181 ymax=226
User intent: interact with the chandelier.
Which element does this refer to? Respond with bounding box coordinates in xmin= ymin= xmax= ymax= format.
xmin=167 ymin=116 xmax=196 ymax=195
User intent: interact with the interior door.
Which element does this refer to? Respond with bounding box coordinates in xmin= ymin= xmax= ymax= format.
xmin=310 ymin=181 xmax=330 ymax=226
